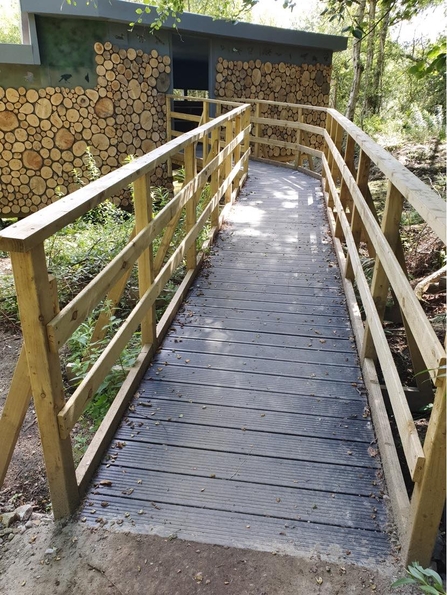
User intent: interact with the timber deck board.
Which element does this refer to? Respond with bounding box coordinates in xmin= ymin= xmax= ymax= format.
xmin=82 ymin=161 xmax=389 ymax=562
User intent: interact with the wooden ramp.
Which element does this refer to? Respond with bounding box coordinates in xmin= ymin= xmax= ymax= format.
xmin=82 ymin=161 xmax=390 ymax=563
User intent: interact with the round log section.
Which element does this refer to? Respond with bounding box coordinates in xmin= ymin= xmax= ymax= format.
xmin=0 ymin=43 xmax=170 ymax=216
xmin=214 ymin=57 xmax=330 ymax=160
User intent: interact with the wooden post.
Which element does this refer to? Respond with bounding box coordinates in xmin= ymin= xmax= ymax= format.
xmin=202 ymin=101 xmax=209 ymax=165
xmin=0 ymin=346 xmax=31 ymax=487
xmin=325 ymin=118 xmax=343 ymax=209
xmin=335 ymin=134 xmax=356 ymax=239
xmin=210 ymin=127 xmax=220 ymax=228
xmin=403 ymin=376 xmax=446 ymax=566
xmin=361 ymin=182 xmax=404 ymax=361
xmin=324 ymin=113 xmax=334 ymax=200
xmin=233 ymin=113 xmax=242 ymax=193
xmin=166 ymin=95 xmax=172 ymax=176
xmin=242 ymin=107 xmax=251 ymax=177
xmin=294 ymin=107 xmax=303 ymax=170
xmin=184 ymin=143 xmax=197 ymax=268
xmin=133 ymin=174 xmax=156 ymax=345
xmin=254 ymin=102 xmax=261 ymax=159
xmin=224 ymin=118 xmax=233 ymax=204
xmin=10 ymin=247 xmax=78 ymax=518
xmin=345 ymin=149 xmax=371 ymax=279
xmin=0 ymin=277 xmax=62 ymax=487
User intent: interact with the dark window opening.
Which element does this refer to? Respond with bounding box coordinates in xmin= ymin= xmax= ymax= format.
xmin=172 ymin=35 xmax=209 ymax=133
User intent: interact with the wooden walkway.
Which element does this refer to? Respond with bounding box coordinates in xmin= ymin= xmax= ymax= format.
xmin=82 ymin=161 xmax=390 ymax=563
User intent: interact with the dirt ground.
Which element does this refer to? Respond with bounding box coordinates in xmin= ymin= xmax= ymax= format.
xmin=0 ymin=330 xmax=50 ymax=514
xmin=0 ymin=515 xmax=419 ymax=595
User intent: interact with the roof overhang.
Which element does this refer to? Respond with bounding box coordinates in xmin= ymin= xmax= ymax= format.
xmin=19 ymin=0 xmax=348 ymax=52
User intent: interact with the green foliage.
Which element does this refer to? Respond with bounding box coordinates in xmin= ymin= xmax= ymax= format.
xmin=66 ymin=308 xmax=141 ymax=427
xmin=391 ymin=562 xmax=446 ymax=594
xmin=409 ymin=40 xmax=446 ymax=78
xmin=45 ymin=204 xmax=134 ymax=312
xmin=0 ymin=0 xmax=21 ymax=44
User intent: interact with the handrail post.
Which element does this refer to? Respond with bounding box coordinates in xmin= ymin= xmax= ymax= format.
xmin=294 ymin=107 xmax=303 ymax=170
xmin=202 ymin=101 xmax=209 ymax=164
xmin=403 ymin=376 xmax=446 ymax=566
xmin=360 ymin=181 xmax=404 ymax=361
xmin=254 ymin=102 xmax=261 ymax=158
xmin=210 ymin=127 xmax=220 ymax=228
xmin=345 ymin=149 xmax=371 ymax=280
xmin=10 ymin=246 xmax=78 ymax=518
xmin=224 ymin=118 xmax=233 ymax=204
xmin=335 ymin=134 xmax=356 ymax=239
xmin=233 ymin=113 xmax=242 ymax=194
xmin=242 ymin=107 xmax=251 ymax=177
xmin=166 ymin=95 xmax=172 ymax=176
xmin=134 ymin=173 xmax=156 ymax=345
xmin=184 ymin=143 xmax=197 ymax=268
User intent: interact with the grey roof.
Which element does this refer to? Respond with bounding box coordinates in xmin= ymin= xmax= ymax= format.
xmin=19 ymin=0 xmax=347 ymax=51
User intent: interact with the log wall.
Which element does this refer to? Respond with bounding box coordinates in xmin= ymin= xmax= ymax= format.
xmin=214 ymin=57 xmax=330 ymax=159
xmin=0 ymin=42 xmax=170 ymax=217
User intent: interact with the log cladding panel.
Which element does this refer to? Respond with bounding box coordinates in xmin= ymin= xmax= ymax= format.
xmin=214 ymin=57 xmax=330 ymax=159
xmin=0 ymin=44 xmax=171 ymax=217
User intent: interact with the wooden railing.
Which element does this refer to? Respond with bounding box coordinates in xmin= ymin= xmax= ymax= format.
xmin=0 ymin=94 xmax=444 ymax=566
xmin=169 ymin=96 xmax=446 ymax=564
xmin=322 ymin=108 xmax=446 ymax=566
xmin=0 ymin=102 xmax=251 ymax=518
xmin=166 ymin=95 xmax=324 ymax=176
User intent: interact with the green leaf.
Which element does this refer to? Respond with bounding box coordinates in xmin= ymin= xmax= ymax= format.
xmin=408 ymin=564 xmax=427 ymax=581
xmin=353 ymin=28 xmax=363 ymax=39
xmin=419 ymin=567 xmax=445 ymax=588
xmin=391 ymin=577 xmax=417 ymax=587
xmin=419 ymin=586 xmax=443 ymax=595
xmin=135 ymin=8 xmax=143 ymax=14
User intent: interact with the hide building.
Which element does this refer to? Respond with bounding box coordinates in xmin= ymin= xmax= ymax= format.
xmin=0 ymin=0 xmax=347 ymax=216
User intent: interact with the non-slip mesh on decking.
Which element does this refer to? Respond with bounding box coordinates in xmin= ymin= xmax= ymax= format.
xmin=81 ymin=161 xmax=389 ymax=564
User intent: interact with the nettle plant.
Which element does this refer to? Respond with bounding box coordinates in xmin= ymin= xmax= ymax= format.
xmin=392 ymin=563 xmax=446 ymax=595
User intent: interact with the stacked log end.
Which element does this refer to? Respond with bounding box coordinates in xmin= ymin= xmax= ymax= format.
xmin=215 ymin=57 xmax=330 ymax=158
xmin=0 ymin=43 xmax=171 ymax=217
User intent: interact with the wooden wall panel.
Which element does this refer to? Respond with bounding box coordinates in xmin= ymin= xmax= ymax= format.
xmin=214 ymin=57 xmax=330 ymax=158
xmin=0 ymin=43 xmax=171 ymax=217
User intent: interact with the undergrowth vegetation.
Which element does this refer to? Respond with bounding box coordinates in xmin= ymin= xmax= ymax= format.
xmin=0 ymin=156 xmax=215 ymax=462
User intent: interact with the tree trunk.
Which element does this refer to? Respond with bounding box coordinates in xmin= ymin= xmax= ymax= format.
xmin=361 ymin=0 xmax=377 ymax=125
xmin=345 ymin=0 xmax=367 ymax=122
xmin=371 ymin=6 xmax=391 ymax=114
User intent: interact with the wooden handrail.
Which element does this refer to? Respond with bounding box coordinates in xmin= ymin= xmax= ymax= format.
xmin=322 ymin=108 xmax=446 ymax=567
xmin=327 ymin=108 xmax=446 ymax=242
xmin=0 ymin=105 xmax=248 ymax=254
xmin=0 ymin=101 xmax=251 ymax=519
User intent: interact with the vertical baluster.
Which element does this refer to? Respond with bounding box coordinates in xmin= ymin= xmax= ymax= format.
xmin=360 ymin=181 xmax=404 ymax=361
xmin=242 ymin=107 xmax=251 ymax=177
xmin=210 ymin=127 xmax=221 ymax=229
xmin=133 ymin=173 xmax=156 ymax=346
xmin=335 ymin=134 xmax=356 ymax=239
xmin=224 ymin=118 xmax=233 ymax=204
xmin=403 ymin=375 xmax=446 ymax=566
xmin=254 ymin=102 xmax=261 ymax=159
xmin=294 ymin=107 xmax=303 ymax=170
xmin=10 ymin=246 xmax=78 ymax=518
xmin=184 ymin=143 xmax=197 ymax=268
xmin=233 ymin=113 xmax=242 ymax=193
xmin=345 ymin=149 xmax=371 ymax=280
xmin=202 ymin=101 xmax=209 ymax=164
xmin=166 ymin=96 xmax=172 ymax=176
